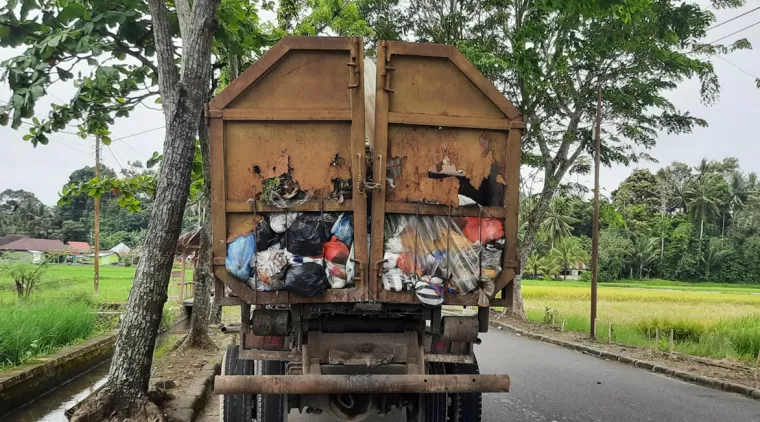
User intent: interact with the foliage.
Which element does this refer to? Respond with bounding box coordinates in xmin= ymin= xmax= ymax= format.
xmin=550 ymin=237 xmax=586 ymax=281
xmin=0 ymin=252 xmax=56 ymax=300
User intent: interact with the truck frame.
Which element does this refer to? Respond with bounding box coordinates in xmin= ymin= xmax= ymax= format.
xmin=208 ymin=36 xmax=523 ymax=421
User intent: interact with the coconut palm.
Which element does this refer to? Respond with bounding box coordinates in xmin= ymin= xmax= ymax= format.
xmin=550 ymin=237 xmax=586 ymax=281
xmin=629 ymin=235 xmax=658 ymax=279
xmin=685 ymin=174 xmax=723 ymax=239
xmin=540 ymin=196 xmax=578 ymax=248
xmin=702 ymin=238 xmax=729 ymax=275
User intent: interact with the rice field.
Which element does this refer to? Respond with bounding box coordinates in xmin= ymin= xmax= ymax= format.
xmin=521 ymin=279 xmax=760 ymax=362
xmin=0 ymin=265 xmax=186 ymax=370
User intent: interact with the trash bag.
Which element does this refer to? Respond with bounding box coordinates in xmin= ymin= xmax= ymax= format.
xmin=270 ymin=212 xmax=301 ymax=234
xmin=285 ymin=214 xmax=329 ymax=257
xmin=255 ymin=218 xmax=279 ymax=251
xmin=415 ymin=280 xmax=444 ymax=307
xmin=326 ymin=261 xmax=347 ymax=289
xmin=382 ymin=268 xmax=411 ymax=292
xmin=331 ymin=213 xmax=354 ymax=246
xmin=255 ymin=246 xmax=291 ymax=291
xmin=284 ymin=262 xmax=326 ymax=297
xmin=480 ymin=244 xmax=503 ymax=283
xmin=383 ymin=252 xmax=399 ymax=269
xmin=462 ymin=217 xmax=504 ymax=245
xmin=225 ymin=233 xmax=256 ymax=280
xmin=324 ymin=236 xmax=350 ymax=264
xmin=346 ymin=243 xmax=355 ymax=282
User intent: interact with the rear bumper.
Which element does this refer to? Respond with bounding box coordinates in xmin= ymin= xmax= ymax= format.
xmin=214 ymin=374 xmax=510 ymax=395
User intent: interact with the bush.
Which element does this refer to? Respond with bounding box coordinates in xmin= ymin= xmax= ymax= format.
xmin=710 ymin=314 xmax=760 ymax=358
xmin=634 ymin=318 xmax=707 ymax=342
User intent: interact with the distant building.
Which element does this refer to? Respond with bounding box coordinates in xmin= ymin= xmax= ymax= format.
xmin=0 ymin=237 xmax=67 ymax=263
xmin=86 ymin=251 xmax=120 ymax=265
xmin=66 ymin=241 xmax=92 ymax=264
xmin=109 ymin=242 xmax=131 ymax=255
xmin=0 ymin=234 xmax=27 ymax=247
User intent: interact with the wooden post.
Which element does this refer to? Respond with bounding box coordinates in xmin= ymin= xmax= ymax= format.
xmin=754 ymin=349 xmax=759 ymax=383
xmin=179 ymin=251 xmax=187 ymax=301
xmin=93 ymin=136 xmax=100 ymax=296
xmin=590 ymin=84 xmax=602 ymax=338
xmin=608 ymin=320 xmax=612 ymax=343
xmin=561 ymin=318 xmax=566 ymax=332
xmin=669 ymin=329 xmax=674 ymax=358
xmin=655 ymin=328 xmax=659 ymax=351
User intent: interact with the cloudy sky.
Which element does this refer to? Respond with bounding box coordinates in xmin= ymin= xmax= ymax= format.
xmin=1 ymin=4 xmax=759 ymax=205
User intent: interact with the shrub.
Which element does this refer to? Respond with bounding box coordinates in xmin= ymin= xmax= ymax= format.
xmin=634 ymin=318 xmax=707 ymax=342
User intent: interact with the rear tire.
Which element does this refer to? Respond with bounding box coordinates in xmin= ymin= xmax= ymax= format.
xmin=220 ymin=345 xmax=254 ymax=422
xmin=257 ymin=360 xmax=287 ymax=422
xmin=423 ymin=362 xmax=447 ymax=422
xmin=445 ymin=360 xmax=482 ymax=422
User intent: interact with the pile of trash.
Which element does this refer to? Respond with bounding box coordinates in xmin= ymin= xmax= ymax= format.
xmin=382 ymin=214 xmax=504 ymax=306
xmin=225 ymin=212 xmax=355 ymax=297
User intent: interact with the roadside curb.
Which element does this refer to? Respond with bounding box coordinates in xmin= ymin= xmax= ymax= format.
xmin=166 ymin=339 xmax=229 ymax=422
xmin=488 ymin=319 xmax=760 ymax=401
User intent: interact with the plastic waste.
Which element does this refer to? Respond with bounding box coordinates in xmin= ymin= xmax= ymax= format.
xmin=326 ymin=261 xmax=347 ymax=289
xmin=331 ymin=213 xmax=354 ymax=246
xmin=346 ymin=243 xmax=355 ymax=283
xmin=462 ymin=217 xmax=504 ymax=245
xmin=415 ymin=280 xmax=444 ymax=307
xmin=458 ymin=195 xmax=477 ymax=206
xmin=225 ymin=233 xmax=256 ymax=280
xmin=270 ymin=212 xmax=301 ymax=234
xmin=383 ymin=252 xmax=399 ymax=269
xmin=285 ymin=214 xmax=329 ymax=257
xmin=284 ymin=262 xmax=326 ymax=297
xmin=255 ymin=246 xmax=291 ymax=291
xmin=382 ymin=268 xmax=412 ymax=292
xmin=255 ymin=218 xmax=279 ymax=251
xmin=324 ymin=236 xmax=350 ymax=265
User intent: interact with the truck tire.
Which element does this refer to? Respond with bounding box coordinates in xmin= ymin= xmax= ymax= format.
xmin=257 ymin=360 xmax=287 ymax=422
xmin=220 ymin=345 xmax=254 ymax=422
xmin=423 ymin=362 xmax=447 ymax=422
xmin=445 ymin=360 xmax=482 ymax=422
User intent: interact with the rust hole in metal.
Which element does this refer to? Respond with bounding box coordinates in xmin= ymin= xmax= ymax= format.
xmin=253 ymin=165 xmax=261 ymax=175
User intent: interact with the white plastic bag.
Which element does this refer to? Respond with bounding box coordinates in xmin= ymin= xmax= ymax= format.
xmin=270 ymin=212 xmax=301 ymax=234
xmin=255 ymin=246 xmax=291 ymax=291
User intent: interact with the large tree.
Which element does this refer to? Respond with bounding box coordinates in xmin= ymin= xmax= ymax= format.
xmin=360 ymin=0 xmax=751 ymax=317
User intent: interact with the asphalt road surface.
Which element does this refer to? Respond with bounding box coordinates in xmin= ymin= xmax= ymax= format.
xmin=201 ymin=329 xmax=760 ymax=421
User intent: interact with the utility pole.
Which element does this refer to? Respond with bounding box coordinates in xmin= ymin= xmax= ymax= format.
xmin=94 ymin=136 xmax=100 ymax=296
xmin=591 ymin=84 xmax=602 ymax=338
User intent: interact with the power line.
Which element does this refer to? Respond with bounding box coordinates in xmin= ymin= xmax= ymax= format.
xmin=106 ymin=144 xmax=125 ymax=172
xmin=705 ymin=19 xmax=760 ymax=46
xmin=713 ymin=54 xmax=760 ymax=80
xmin=111 ymin=126 xmax=165 ymax=142
xmin=708 ymin=6 xmax=760 ymax=31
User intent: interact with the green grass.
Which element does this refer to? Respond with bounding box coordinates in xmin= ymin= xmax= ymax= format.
xmin=523 ymin=280 xmax=760 ymax=362
xmin=0 ymin=264 xmax=189 ymax=371
xmin=523 ymin=278 xmax=760 ymax=293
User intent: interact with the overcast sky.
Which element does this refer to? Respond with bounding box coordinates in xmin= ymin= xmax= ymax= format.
xmin=1 ymin=4 xmax=759 ymax=205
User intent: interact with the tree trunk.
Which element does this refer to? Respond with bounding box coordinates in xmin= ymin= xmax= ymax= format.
xmin=700 ymin=218 xmax=704 ymax=239
xmin=182 ymin=114 xmax=215 ymax=349
xmin=71 ymin=0 xmax=219 ymax=418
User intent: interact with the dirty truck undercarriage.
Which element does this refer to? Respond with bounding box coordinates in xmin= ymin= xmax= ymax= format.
xmin=209 ymin=36 xmax=522 ymax=422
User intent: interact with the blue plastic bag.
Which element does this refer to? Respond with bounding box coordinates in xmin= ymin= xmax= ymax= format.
xmin=331 ymin=213 xmax=354 ymax=246
xmin=225 ymin=233 xmax=256 ymax=281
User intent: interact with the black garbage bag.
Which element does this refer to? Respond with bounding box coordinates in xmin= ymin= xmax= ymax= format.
xmin=284 ymin=214 xmax=329 ymax=257
xmin=255 ymin=218 xmax=279 ymax=251
xmin=284 ymin=262 xmax=326 ymax=297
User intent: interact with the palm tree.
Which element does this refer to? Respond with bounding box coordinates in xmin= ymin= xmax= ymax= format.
xmin=702 ymin=238 xmax=729 ymax=275
xmin=524 ymin=252 xmax=543 ymax=279
xmin=685 ymin=174 xmax=723 ymax=239
xmin=724 ymin=171 xmax=747 ymax=236
xmin=540 ymin=196 xmax=578 ymax=248
xmin=550 ymin=237 xmax=586 ymax=281
xmin=629 ymin=236 xmax=658 ymax=279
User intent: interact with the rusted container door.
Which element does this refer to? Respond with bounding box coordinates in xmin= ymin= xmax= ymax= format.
xmin=209 ymin=37 xmax=368 ymax=305
xmin=369 ymin=41 xmax=523 ymax=306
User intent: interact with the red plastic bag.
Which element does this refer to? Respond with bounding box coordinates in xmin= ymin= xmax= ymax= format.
xmin=396 ymin=252 xmax=423 ymax=276
xmin=323 ymin=236 xmax=349 ymax=264
xmin=462 ymin=217 xmax=504 ymax=244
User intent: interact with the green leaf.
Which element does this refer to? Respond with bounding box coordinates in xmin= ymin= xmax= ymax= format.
xmin=87 ymin=57 xmax=98 ymax=66
xmin=154 ymin=97 xmax=162 ymax=104
xmin=56 ymin=67 xmax=74 ymax=81
xmin=11 ymin=93 xmax=24 ymax=108
xmin=113 ymin=50 xmax=127 ymax=61
xmin=23 ymin=134 xmax=32 ymax=141
xmin=47 ymin=34 xmax=60 ymax=48
xmin=32 ymin=117 xmax=40 ymax=125
xmin=30 ymin=86 xmax=44 ymax=101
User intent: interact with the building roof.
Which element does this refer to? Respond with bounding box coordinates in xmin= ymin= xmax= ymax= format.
xmin=0 ymin=237 xmax=67 ymax=252
xmin=109 ymin=242 xmax=131 ymax=254
xmin=67 ymin=241 xmax=92 ymax=252
xmin=0 ymin=234 xmax=27 ymax=247
xmin=87 ymin=251 xmax=119 ymax=257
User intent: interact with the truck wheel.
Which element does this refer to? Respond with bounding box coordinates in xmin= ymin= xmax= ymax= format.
xmin=220 ymin=345 xmax=254 ymax=422
xmin=445 ymin=360 xmax=482 ymax=422
xmin=257 ymin=360 xmax=287 ymax=422
xmin=423 ymin=362 xmax=447 ymax=422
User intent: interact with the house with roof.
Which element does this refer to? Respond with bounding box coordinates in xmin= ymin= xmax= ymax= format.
xmin=66 ymin=241 xmax=92 ymax=263
xmin=0 ymin=237 xmax=67 ymax=263
xmin=0 ymin=234 xmax=27 ymax=247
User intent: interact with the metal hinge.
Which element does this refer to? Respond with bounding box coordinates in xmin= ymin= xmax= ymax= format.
xmin=380 ymin=41 xmax=395 ymax=93
xmin=347 ymin=38 xmax=361 ymax=89
xmin=203 ymin=103 xmax=210 ymax=126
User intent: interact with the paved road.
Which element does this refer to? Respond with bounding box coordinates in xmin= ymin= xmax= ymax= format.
xmin=200 ymin=329 xmax=760 ymax=421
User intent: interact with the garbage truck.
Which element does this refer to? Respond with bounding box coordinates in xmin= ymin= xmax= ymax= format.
xmin=209 ymin=36 xmax=523 ymax=421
